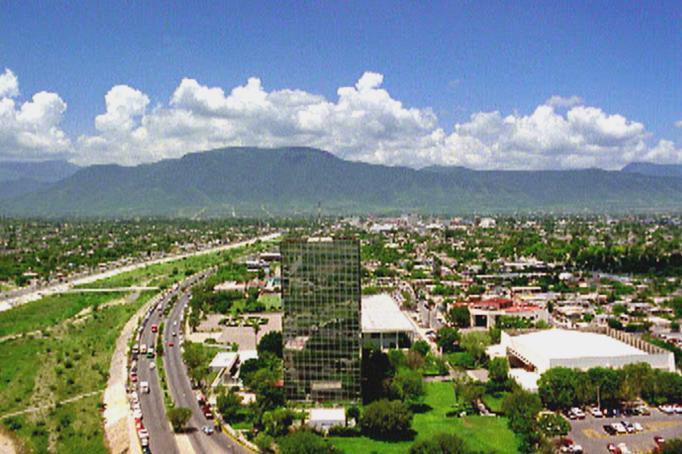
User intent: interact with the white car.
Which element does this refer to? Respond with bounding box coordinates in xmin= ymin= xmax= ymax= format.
xmin=590 ymin=407 xmax=603 ymax=418
xmin=571 ymin=407 xmax=586 ymax=419
xmin=149 ymin=362 xmax=156 ymax=370
xmin=617 ymin=443 xmax=631 ymax=454
xmin=633 ymin=422 xmax=643 ymax=432
xmin=612 ymin=423 xmax=627 ymax=434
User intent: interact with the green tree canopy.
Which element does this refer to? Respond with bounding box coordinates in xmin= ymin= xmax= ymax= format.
xmin=409 ymin=432 xmax=470 ymax=453
xmin=360 ymin=399 xmax=413 ymax=440
xmin=257 ymin=331 xmax=283 ymax=358
xmin=167 ymin=406 xmax=192 ymax=432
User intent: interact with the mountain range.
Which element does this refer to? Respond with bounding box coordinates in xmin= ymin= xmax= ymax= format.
xmin=1 ymin=147 xmax=682 ymax=217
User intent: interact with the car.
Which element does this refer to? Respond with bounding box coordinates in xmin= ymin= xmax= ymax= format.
xmin=130 ymin=373 xmax=138 ymax=383
xmin=201 ymin=425 xmax=214 ymax=435
xmin=607 ymin=444 xmax=622 ymax=454
xmin=654 ymin=435 xmax=665 ymax=446
xmin=611 ymin=423 xmax=627 ymax=434
xmin=591 ymin=407 xmax=604 ymax=418
xmin=167 ymin=341 xmax=174 ymax=347
xmin=675 ymin=404 xmax=682 ymax=414
xmin=603 ymin=424 xmax=617 ymax=435
xmin=149 ymin=362 xmax=156 ymax=370
xmin=637 ymin=406 xmax=651 ymax=416
xmin=570 ymin=407 xmax=586 ymax=419
xmin=138 ymin=428 xmax=149 ymax=439
xmin=617 ymin=443 xmax=631 ymax=454
xmin=632 ymin=422 xmax=643 ymax=432
xmin=621 ymin=421 xmax=635 ymax=433
xmin=658 ymin=405 xmax=675 ymax=414
xmin=172 ymin=331 xmax=177 ymax=337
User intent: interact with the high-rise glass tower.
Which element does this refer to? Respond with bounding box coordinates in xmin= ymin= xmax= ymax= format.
xmin=281 ymin=237 xmax=361 ymax=402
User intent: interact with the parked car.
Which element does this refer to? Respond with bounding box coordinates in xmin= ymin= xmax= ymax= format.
xmin=621 ymin=421 xmax=635 ymax=433
xmin=632 ymin=422 xmax=643 ymax=432
xmin=611 ymin=422 xmax=627 ymax=434
xmin=591 ymin=407 xmax=604 ymax=418
xmin=603 ymin=424 xmax=617 ymax=435
xmin=617 ymin=443 xmax=631 ymax=454
xmin=607 ymin=443 xmax=622 ymax=454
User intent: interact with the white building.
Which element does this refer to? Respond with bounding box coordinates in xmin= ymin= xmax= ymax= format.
xmin=307 ymin=408 xmax=346 ymax=432
xmin=209 ymin=350 xmax=259 ymax=388
xmin=361 ymin=294 xmax=416 ymax=349
xmin=492 ymin=328 xmax=675 ymax=391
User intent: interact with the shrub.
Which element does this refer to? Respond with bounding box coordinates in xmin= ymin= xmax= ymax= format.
xmin=360 ymin=399 xmax=413 ymax=440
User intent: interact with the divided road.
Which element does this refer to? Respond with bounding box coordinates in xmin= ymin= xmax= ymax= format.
xmin=164 ymin=288 xmax=249 ymax=453
xmin=136 ymin=292 xmax=179 ymax=454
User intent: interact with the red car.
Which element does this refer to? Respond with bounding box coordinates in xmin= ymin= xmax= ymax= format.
xmin=167 ymin=341 xmax=174 ymax=347
xmin=607 ymin=443 xmax=621 ymax=454
xmin=130 ymin=373 xmax=138 ymax=383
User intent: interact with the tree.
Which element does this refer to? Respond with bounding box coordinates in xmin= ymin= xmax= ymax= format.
xmin=538 ymin=367 xmax=578 ymax=410
xmin=216 ymin=389 xmax=242 ymax=422
xmin=257 ymin=331 xmax=283 ymax=358
xmin=250 ymin=368 xmax=284 ymax=412
xmin=453 ymin=377 xmax=484 ymax=410
xmin=502 ymin=390 xmax=542 ymax=452
xmin=406 ymin=349 xmax=426 ymax=370
xmin=167 ymin=407 xmax=192 ymax=432
xmin=435 ymin=327 xmax=460 ymax=353
xmin=621 ymin=362 xmax=654 ymax=401
xmin=346 ymin=405 xmax=360 ymax=425
xmin=362 ymin=348 xmax=394 ymax=403
xmin=661 ymin=438 xmax=682 ymax=454
xmin=253 ymin=433 xmax=274 ymax=453
xmin=459 ymin=331 xmax=491 ymax=366
xmin=409 ymin=432 xmax=470 ymax=454
xmin=587 ymin=367 xmax=624 ymax=407
xmin=411 ymin=340 xmax=431 ymax=357
xmin=390 ymin=368 xmax=425 ymax=406
xmin=447 ymin=306 xmax=471 ymax=328
xmin=182 ymin=341 xmax=209 ymax=385
xmin=278 ymin=430 xmax=337 ymax=454
xmin=488 ymin=357 xmax=509 ymax=388
xmin=261 ymin=408 xmax=295 ymax=437
xmin=361 ymin=399 xmax=413 ymax=440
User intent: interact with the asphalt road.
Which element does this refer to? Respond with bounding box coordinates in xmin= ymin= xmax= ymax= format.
xmin=163 ymin=281 xmax=249 ymax=454
xmin=137 ymin=292 xmax=180 ymax=454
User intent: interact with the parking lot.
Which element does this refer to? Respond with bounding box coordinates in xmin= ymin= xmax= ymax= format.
xmin=568 ymin=409 xmax=682 ymax=453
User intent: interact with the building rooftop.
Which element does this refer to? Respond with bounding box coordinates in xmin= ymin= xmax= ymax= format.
xmin=511 ymin=329 xmax=646 ymax=360
xmin=361 ymin=293 xmax=415 ymax=333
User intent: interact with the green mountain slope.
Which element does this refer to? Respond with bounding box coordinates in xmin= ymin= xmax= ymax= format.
xmin=3 ymin=147 xmax=682 ymax=217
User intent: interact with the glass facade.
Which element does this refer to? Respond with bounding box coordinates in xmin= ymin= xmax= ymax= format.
xmin=281 ymin=238 xmax=361 ymax=402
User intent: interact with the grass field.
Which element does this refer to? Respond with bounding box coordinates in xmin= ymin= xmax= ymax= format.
xmin=0 ymin=300 xmax=146 ymax=451
xmin=330 ymin=382 xmax=519 ymax=454
xmin=482 ymin=391 xmax=509 ymax=414
xmin=0 ymin=292 xmax=118 ymax=338
xmin=257 ymin=293 xmax=281 ymax=311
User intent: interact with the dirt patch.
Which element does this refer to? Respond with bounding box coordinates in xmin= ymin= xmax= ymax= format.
xmin=0 ymin=429 xmax=17 ymax=454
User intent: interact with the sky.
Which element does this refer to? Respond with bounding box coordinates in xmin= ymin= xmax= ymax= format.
xmin=0 ymin=1 xmax=681 ymax=169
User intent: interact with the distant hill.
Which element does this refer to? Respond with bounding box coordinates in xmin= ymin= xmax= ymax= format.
xmin=0 ymin=160 xmax=79 ymax=183
xmin=0 ymin=160 xmax=79 ymax=200
xmin=2 ymin=147 xmax=682 ymax=217
xmin=622 ymin=162 xmax=682 ymax=178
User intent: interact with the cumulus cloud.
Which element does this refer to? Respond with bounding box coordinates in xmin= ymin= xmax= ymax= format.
xmin=0 ymin=70 xmax=70 ymax=160
xmin=545 ymin=95 xmax=584 ymax=108
xmin=3 ymin=68 xmax=681 ymax=168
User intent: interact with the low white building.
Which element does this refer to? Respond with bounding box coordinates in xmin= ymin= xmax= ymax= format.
xmin=361 ymin=293 xmax=416 ymax=349
xmin=209 ymin=350 xmax=258 ymax=388
xmin=493 ymin=328 xmax=675 ymax=391
xmin=307 ymin=408 xmax=346 ymax=432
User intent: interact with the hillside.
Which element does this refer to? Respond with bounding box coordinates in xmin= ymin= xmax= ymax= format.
xmin=622 ymin=162 xmax=682 ymax=178
xmin=0 ymin=160 xmax=80 ymax=200
xmin=2 ymin=147 xmax=682 ymax=217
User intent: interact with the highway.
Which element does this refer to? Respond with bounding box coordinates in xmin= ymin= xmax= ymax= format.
xmin=0 ymin=232 xmax=281 ymax=312
xmin=163 ymin=282 xmax=249 ymax=453
xmin=136 ymin=292 xmax=180 ymax=454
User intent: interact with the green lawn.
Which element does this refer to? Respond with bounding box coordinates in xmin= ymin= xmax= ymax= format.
xmin=330 ymin=382 xmax=519 ymax=454
xmin=482 ymin=391 xmax=510 ymax=414
xmin=257 ymin=293 xmax=281 ymax=311
xmin=0 ymin=292 xmax=118 ymax=338
xmin=0 ymin=337 xmax=47 ymax=414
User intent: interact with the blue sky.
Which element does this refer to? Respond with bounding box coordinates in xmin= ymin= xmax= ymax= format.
xmin=0 ymin=1 xmax=680 ymax=169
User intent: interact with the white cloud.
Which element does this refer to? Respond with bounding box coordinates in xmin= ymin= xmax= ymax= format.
xmin=2 ymin=68 xmax=681 ymax=168
xmin=545 ymin=95 xmax=583 ymax=108
xmin=0 ymin=70 xmax=70 ymax=160
xmin=675 ymin=119 xmax=682 ymax=128
xmin=0 ymin=69 xmax=19 ymax=98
